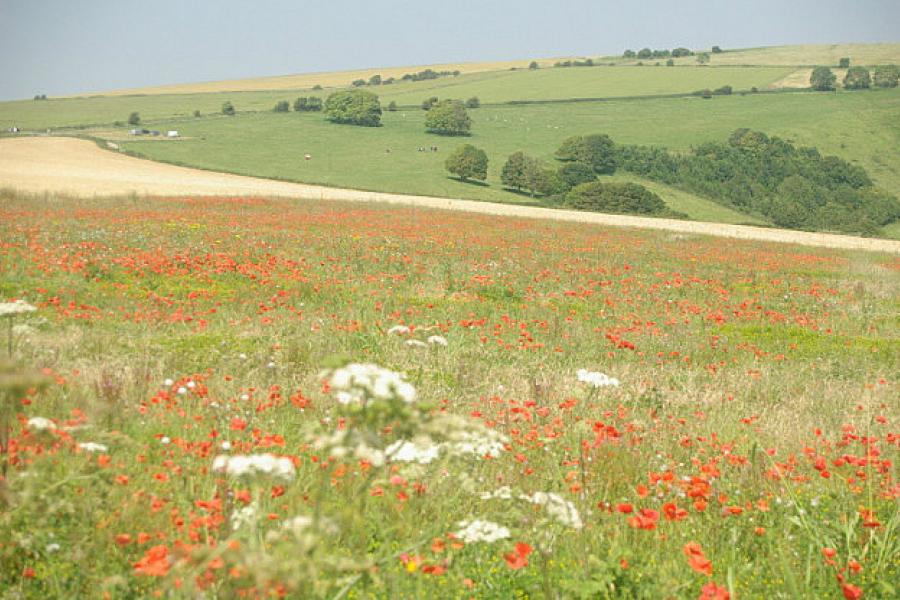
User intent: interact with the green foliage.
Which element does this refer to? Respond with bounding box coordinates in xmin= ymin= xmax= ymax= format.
xmin=566 ymin=181 xmax=668 ymax=215
xmin=221 ymin=101 xmax=235 ymax=116
xmin=843 ymin=67 xmax=871 ymax=90
xmin=696 ymin=52 xmax=710 ymax=65
xmin=555 ymin=134 xmax=617 ymax=175
xmin=672 ymin=47 xmax=692 ymax=57
xmin=637 ymin=48 xmax=652 ymax=59
xmin=873 ymin=64 xmax=899 ymax=88
xmin=712 ymin=46 xmax=723 ymax=54
xmin=324 ymin=90 xmax=382 ymax=127
xmin=614 ymin=128 xmax=900 ymax=233
xmin=401 ymin=68 xmax=458 ymax=82
xmin=713 ymin=85 xmax=733 ymax=95
xmin=465 ymin=96 xmax=480 ymax=109
xmin=529 ymin=61 xmax=539 ymax=69
xmin=386 ymin=101 xmax=397 ymax=112
xmin=444 ymin=144 xmax=488 ymax=181
xmin=500 ymin=152 xmax=558 ymax=196
xmin=368 ymin=74 xmax=382 ymax=86
xmin=810 ymin=67 xmax=837 ymax=91
xmin=351 ymin=79 xmax=366 ymax=87
xmin=193 ymin=110 xmax=201 ymax=117
xmin=273 ymin=100 xmax=290 ymax=113
xmin=424 ymin=100 xmax=471 ymax=136
xmin=293 ymin=97 xmax=323 ymax=112
xmin=127 ymin=112 xmax=140 ymax=126
xmin=622 ymin=50 xmax=636 ymax=59
xmin=421 ymin=96 xmax=439 ymax=111
xmin=666 ymin=59 xmax=674 ymax=67
xmin=839 ymin=57 xmax=850 ymax=68
xmin=557 ymin=162 xmax=597 ymax=190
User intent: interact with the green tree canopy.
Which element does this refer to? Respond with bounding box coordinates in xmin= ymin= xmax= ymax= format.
xmin=222 ymin=101 xmax=235 ymax=116
xmin=445 ymin=144 xmax=488 ymax=182
xmin=557 ymin=162 xmax=596 ymax=190
xmin=424 ymin=100 xmax=472 ymax=135
xmin=324 ymin=90 xmax=382 ymax=127
xmin=127 ymin=112 xmax=140 ymax=126
xmin=810 ymin=67 xmax=837 ymax=91
xmin=843 ymin=67 xmax=871 ymax=90
xmin=566 ymin=181 xmax=667 ymax=215
xmin=555 ymin=134 xmax=617 ymax=175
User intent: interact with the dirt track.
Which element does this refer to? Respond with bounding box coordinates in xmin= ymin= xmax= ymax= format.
xmin=1 ymin=136 xmax=898 ymax=254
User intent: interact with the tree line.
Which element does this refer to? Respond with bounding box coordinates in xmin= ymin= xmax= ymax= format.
xmin=810 ymin=64 xmax=899 ymax=91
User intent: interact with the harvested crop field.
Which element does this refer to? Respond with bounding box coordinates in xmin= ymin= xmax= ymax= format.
xmin=1 ymin=136 xmax=898 ymax=253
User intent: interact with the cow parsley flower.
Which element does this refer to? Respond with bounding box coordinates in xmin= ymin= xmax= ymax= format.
xmin=326 ymin=363 xmax=416 ymax=405
xmin=455 ymin=520 xmax=511 ymax=543
xmin=26 ymin=417 xmax=55 ymax=432
xmin=522 ymin=491 xmax=584 ymax=530
xmin=385 ymin=439 xmax=442 ymax=464
xmin=427 ymin=335 xmax=448 ymax=347
xmin=0 ymin=300 xmax=37 ymax=317
xmin=405 ymin=339 xmax=428 ymax=349
xmin=577 ymin=369 xmax=620 ymax=388
xmin=387 ymin=325 xmax=411 ymax=335
xmin=78 ymin=442 xmax=109 ymax=453
xmin=212 ymin=453 xmax=295 ymax=480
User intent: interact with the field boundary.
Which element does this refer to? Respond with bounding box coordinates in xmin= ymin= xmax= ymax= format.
xmin=1 ymin=136 xmax=898 ymax=254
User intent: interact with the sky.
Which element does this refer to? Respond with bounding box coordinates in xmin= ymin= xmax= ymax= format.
xmin=1 ymin=0 xmax=898 ymax=100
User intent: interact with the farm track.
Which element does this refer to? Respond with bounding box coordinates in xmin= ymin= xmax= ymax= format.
xmin=1 ymin=136 xmax=898 ymax=254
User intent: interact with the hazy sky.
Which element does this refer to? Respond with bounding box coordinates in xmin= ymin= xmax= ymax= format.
xmin=1 ymin=0 xmax=897 ymax=100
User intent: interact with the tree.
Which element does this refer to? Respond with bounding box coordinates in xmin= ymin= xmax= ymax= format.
xmin=501 ymin=152 xmax=528 ymax=191
xmin=810 ymin=67 xmax=837 ymax=91
xmin=445 ymin=144 xmax=488 ymax=182
xmin=713 ymin=85 xmax=733 ymax=95
xmin=128 ymin=112 xmax=140 ymax=126
xmin=623 ymin=50 xmax=636 ymax=59
xmin=324 ymin=90 xmax=382 ymax=126
xmin=294 ymin=97 xmax=323 ymax=112
xmin=838 ymin=57 xmax=850 ymax=68
xmin=529 ymin=61 xmax=539 ymax=69
xmin=843 ymin=67 xmax=871 ymax=90
xmin=696 ymin=52 xmax=710 ymax=65
xmin=351 ymin=79 xmax=366 ymax=87
xmin=424 ymin=100 xmax=472 ymax=135
xmin=637 ymin=48 xmax=652 ymax=59
xmin=555 ymin=134 xmax=617 ymax=174
xmin=566 ymin=181 xmax=667 ymax=215
xmin=368 ymin=74 xmax=382 ymax=86
xmin=557 ymin=162 xmax=596 ymax=190
xmin=193 ymin=110 xmax=201 ymax=117
xmin=465 ymin=96 xmax=480 ymax=109
xmin=666 ymin=59 xmax=674 ymax=67
xmin=222 ymin=101 xmax=235 ymax=116
xmin=873 ymin=64 xmax=899 ymax=88
xmin=671 ymin=47 xmax=692 ymax=58
xmin=422 ymin=96 xmax=439 ymax=110
xmin=273 ymin=100 xmax=290 ymax=112
xmin=387 ymin=101 xmax=398 ymax=112
xmin=712 ymin=46 xmax=723 ymax=53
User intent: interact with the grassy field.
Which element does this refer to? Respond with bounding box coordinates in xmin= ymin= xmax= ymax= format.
xmin=116 ymin=88 xmax=900 ymax=226
xmin=1 ymin=193 xmax=897 ymax=598
xmin=664 ymin=43 xmax=900 ymax=67
xmin=0 ymin=66 xmax=792 ymax=131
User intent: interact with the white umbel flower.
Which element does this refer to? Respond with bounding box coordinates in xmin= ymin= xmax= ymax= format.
xmin=0 ymin=300 xmax=37 ymax=317
xmin=385 ymin=439 xmax=442 ymax=464
xmin=455 ymin=520 xmax=511 ymax=543
xmin=212 ymin=453 xmax=295 ymax=480
xmin=577 ymin=369 xmax=620 ymax=388
xmin=405 ymin=339 xmax=428 ymax=349
xmin=327 ymin=363 xmax=416 ymax=405
xmin=427 ymin=335 xmax=448 ymax=347
xmin=387 ymin=325 xmax=411 ymax=335
xmin=522 ymin=491 xmax=584 ymax=530
xmin=26 ymin=417 xmax=55 ymax=432
xmin=78 ymin=442 xmax=108 ymax=453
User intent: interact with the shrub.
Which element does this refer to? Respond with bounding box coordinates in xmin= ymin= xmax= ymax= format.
xmin=500 ymin=152 xmax=558 ymax=196
xmin=351 ymin=79 xmax=366 ymax=87
xmin=445 ymin=144 xmax=488 ymax=182
xmin=566 ymin=181 xmax=667 ymax=215
xmin=294 ymin=97 xmax=323 ymax=112
xmin=810 ymin=67 xmax=836 ymax=91
xmin=838 ymin=57 xmax=850 ymax=68
xmin=193 ymin=110 xmax=201 ymax=117
xmin=312 ymin=84 xmax=323 ymax=90
xmin=222 ymin=102 xmax=235 ymax=116
xmin=557 ymin=162 xmax=596 ymax=190
xmin=843 ymin=67 xmax=871 ymax=90
xmin=465 ymin=97 xmax=480 ymax=109
xmin=128 ymin=112 xmax=140 ymax=126
xmin=368 ymin=74 xmax=382 ymax=86
xmin=671 ymin=47 xmax=692 ymax=58
xmin=713 ymin=85 xmax=733 ymax=95
xmin=712 ymin=46 xmax=723 ymax=53
xmin=696 ymin=52 xmax=710 ymax=65
xmin=555 ymin=134 xmax=617 ymax=175
xmin=873 ymin=64 xmax=899 ymax=88
xmin=273 ymin=101 xmax=290 ymax=113
xmin=666 ymin=59 xmax=674 ymax=67
xmin=422 ymin=96 xmax=439 ymax=111
xmin=637 ymin=48 xmax=652 ymax=59
xmin=529 ymin=60 xmax=539 ymax=69
xmin=324 ymin=90 xmax=382 ymax=126
xmin=424 ymin=100 xmax=472 ymax=135
xmin=623 ymin=50 xmax=636 ymax=59
xmin=387 ymin=101 xmax=398 ymax=112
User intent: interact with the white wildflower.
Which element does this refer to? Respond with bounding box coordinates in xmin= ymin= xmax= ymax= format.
xmin=326 ymin=363 xmax=416 ymax=405
xmin=220 ymin=441 xmax=232 ymax=451
xmin=26 ymin=417 xmax=55 ymax=432
xmin=387 ymin=325 xmax=411 ymax=335
xmin=163 ymin=378 xmax=174 ymax=387
xmin=212 ymin=453 xmax=295 ymax=480
xmin=176 ymin=387 xmax=187 ymax=395
xmin=78 ymin=442 xmax=108 ymax=453
xmin=522 ymin=491 xmax=584 ymax=530
xmin=577 ymin=369 xmax=620 ymax=388
xmin=0 ymin=300 xmax=37 ymax=317
xmin=160 ymin=436 xmax=171 ymax=445
xmin=186 ymin=380 xmax=196 ymax=389
xmin=231 ymin=503 xmax=257 ymax=530
xmin=386 ymin=439 xmax=442 ymax=464
xmin=427 ymin=335 xmax=448 ymax=347
xmin=45 ymin=543 xmax=61 ymax=553
xmin=405 ymin=339 xmax=428 ymax=349
xmin=480 ymin=486 xmax=514 ymax=500
xmin=447 ymin=429 xmax=507 ymax=458
xmin=455 ymin=520 xmax=511 ymax=544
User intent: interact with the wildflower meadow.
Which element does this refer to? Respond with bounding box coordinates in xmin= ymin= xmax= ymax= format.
xmin=0 ymin=193 xmax=897 ymax=599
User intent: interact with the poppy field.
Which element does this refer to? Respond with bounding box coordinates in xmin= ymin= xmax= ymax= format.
xmin=0 ymin=192 xmax=897 ymax=599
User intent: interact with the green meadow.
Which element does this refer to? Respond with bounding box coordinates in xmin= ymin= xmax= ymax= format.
xmin=118 ymin=88 xmax=900 ymax=227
